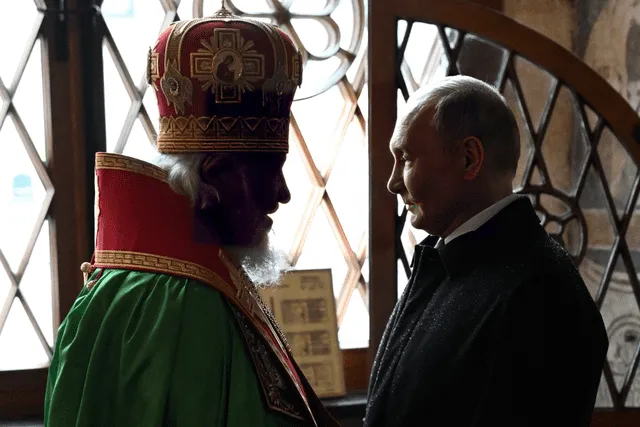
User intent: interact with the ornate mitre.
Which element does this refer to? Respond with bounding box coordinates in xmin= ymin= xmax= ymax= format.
xmin=147 ymin=7 xmax=303 ymax=153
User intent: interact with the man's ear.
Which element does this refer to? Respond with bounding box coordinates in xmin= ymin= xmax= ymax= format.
xmin=198 ymin=154 xmax=235 ymax=208
xmin=199 ymin=153 xmax=250 ymax=208
xmin=201 ymin=154 xmax=223 ymax=184
xmin=460 ymin=136 xmax=484 ymax=180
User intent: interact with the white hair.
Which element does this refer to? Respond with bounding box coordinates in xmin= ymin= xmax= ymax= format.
xmin=154 ymin=153 xmax=208 ymax=203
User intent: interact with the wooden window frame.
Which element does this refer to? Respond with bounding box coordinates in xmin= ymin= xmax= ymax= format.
xmin=0 ymin=0 xmax=97 ymax=419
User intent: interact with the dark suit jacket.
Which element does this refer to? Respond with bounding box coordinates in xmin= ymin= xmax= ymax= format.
xmin=364 ymin=198 xmax=608 ymax=427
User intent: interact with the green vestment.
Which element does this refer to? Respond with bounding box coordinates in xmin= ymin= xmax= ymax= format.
xmin=45 ymin=270 xmax=307 ymax=427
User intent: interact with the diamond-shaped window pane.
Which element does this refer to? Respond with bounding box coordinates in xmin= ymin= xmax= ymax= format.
xmin=530 ymin=165 xmax=545 ymax=186
xmin=102 ymin=1 xmax=171 ymax=157
xmin=271 ymin=133 xmax=316 ymax=259
xmin=338 ymin=291 xmax=369 ymax=349
xmin=502 ymin=79 xmax=534 ymax=190
xmin=398 ymin=22 xmax=447 ymax=94
xmin=444 ymin=27 xmax=460 ymax=49
xmin=143 ymin=88 xmax=160 ymax=135
xmin=360 ymin=256 xmax=369 ymax=284
xmin=121 ymin=118 xmax=159 ymax=164
xmin=572 ymin=103 xmax=594 ymax=190
xmin=294 ymin=209 xmax=350 ymax=300
xmin=357 ymin=83 xmax=368 ymax=123
xmin=0 ymin=298 xmax=49 ymax=370
xmin=102 ymin=2 xmax=166 ymax=88
xmin=0 ymin=261 xmax=11 ymax=320
xmin=404 ymin=23 xmax=440 ymax=87
xmin=579 ymin=166 xmax=618 ymax=297
xmin=579 ymin=256 xmax=606 ymax=301
xmin=513 ymin=56 xmax=556 ymax=134
xmin=326 ymin=118 xmax=368 ymax=251
xmin=0 ymin=115 xmax=48 ymax=272
xmin=19 ymin=219 xmax=53 ymax=347
xmin=103 ymin=41 xmax=131 ymax=153
xmin=0 ymin=2 xmax=39 ymax=85
xmin=584 ymin=104 xmax=600 ymax=133
xmin=541 ymin=86 xmax=584 ymax=195
xmin=457 ymin=34 xmax=507 ymax=87
xmin=176 ymin=0 xmax=195 ymax=20
xmin=12 ymin=39 xmax=46 ymax=162
xmin=597 ymin=126 xmax=638 ymax=213
xmin=292 ymin=84 xmax=346 ymax=174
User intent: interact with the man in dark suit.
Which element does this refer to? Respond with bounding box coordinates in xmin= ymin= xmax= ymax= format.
xmin=364 ymin=75 xmax=608 ymax=427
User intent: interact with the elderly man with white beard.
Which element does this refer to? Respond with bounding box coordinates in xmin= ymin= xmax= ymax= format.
xmin=44 ymin=8 xmax=338 ymax=427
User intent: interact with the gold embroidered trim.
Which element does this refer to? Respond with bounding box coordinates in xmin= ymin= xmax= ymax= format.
xmin=157 ymin=115 xmax=289 ymax=150
xmin=95 ymin=153 xmax=168 ymax=183
xmin=156 ymin=139 xmax=288 ymax=153
xmin=232 ymin=307 xmax=305 ymax=420
xmin=219 ymin=251 xmax=315 ymax=425
xmin=94 ymin=250 xmax=236 ymax=295
xmin=147 ymin=48 xmax=159 ymax=85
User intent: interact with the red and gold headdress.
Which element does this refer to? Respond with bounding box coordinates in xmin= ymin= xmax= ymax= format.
xmin=147 ymin=6 xmax=303 ymax=153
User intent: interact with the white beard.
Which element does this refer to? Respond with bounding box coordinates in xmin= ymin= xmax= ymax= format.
xmin=224 ymin=232 xmax=290 ymax=288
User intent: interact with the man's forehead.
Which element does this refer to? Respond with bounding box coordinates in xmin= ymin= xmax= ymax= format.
xmin=389 ymin=132 xmax=404 ymax=151
xmin=390 ymin=119 xmax=410 ymax=150
xmin=390 ymin=102 xmax=435 ymax=150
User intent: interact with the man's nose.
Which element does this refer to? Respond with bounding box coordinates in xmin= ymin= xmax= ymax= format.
xmin=387 ymin=166 xmax=403 ymax=195
xmin=278 ymin=180 xmax=291 ymax=205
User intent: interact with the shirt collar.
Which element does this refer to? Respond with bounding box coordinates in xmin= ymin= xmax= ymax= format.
xmin=443 ymin=193 xmax=526 ymax=245
xmin=437 ymin=197 xmax=544 ymax=278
